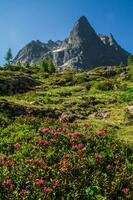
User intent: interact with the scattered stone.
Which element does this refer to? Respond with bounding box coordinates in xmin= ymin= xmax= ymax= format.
xmin=59 ymin=111 xmax=85 ymax=123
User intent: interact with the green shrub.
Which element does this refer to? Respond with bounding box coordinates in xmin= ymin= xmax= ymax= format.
xmin=127 ymin=55 xmax=133 ymax=81
xmin=0 ymin=125 xmax=132 ymax=199
xmin=95 ymin=81 xmax=114 ymax=91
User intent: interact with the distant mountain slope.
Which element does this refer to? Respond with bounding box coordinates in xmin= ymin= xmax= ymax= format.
xmin=14 ymin=16 xmax=129 ymax=69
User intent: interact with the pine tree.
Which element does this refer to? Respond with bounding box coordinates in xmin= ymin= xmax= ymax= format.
xmin=48 ymin=61 xmax=56 ymax=73
xmin=5 ymin=48 xmax=13 ymax=65
xmin=40 ymin=60 xmax=49 ymax=72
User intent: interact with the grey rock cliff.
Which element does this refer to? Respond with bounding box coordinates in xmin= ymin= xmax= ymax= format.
xmin=14 ymin=16 xmax=129 ymax=70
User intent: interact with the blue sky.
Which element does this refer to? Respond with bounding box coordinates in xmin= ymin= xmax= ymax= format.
xmin=0 ymin=0 xmax=133 ymax=65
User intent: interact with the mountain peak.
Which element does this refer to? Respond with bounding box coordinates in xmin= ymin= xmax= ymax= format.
xmin=73 ymin=16 xmax=94 ymax=33
xmin=77 ymin=16 xmax=89 ymax=24
xmin=68 ymin=16 xmax=98 ymax=46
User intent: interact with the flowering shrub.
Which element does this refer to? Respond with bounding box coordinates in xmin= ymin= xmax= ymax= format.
xmin=0 ymin=126 xmax=132 ymax=199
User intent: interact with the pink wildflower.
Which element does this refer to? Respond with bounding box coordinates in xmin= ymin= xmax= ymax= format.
xmin=71 ymin=145 xmax=78 ymax=150
xmin=95 ymin=153 xmax=102 ymax=161
xmin=38 ymin=140 xmax=45 ymax=145
xmin=0 ymin=162 xmax=4 ymax=167
xmin=97 ymin=129 xmax=106 ymax=137
xmin=59 ymin=167 xmax=66 ymax=172
xmin=62 ymin=127 xmax=67 ymax=132
xmin=14 ymin=142 xmax=21 ymax=150
xmin=73 ymin=132 xmax=81 ymax=138
xmin=35 ymin=179 xmax=44 ymax=185
xmin=53 ymin=179 xmax=60 ymax=187
xmin=42 ymin=128 xmax=49 ymax=134
xmin=63 ymin=153 xmax=70 ymax=158
xmin=123 ymin=187 xmax=129 ymax=195
xmin=53 ymin=131 xmax=59 ymax=136
xmin=4 ymin=179 xmax=12 ymax=185
xmin=2 ymin=154 xmax=7 ymax=161
xmin=44 ymin=141 xmax=48 ymax=146
xmin=66 ymin=132 xmax=72 ymax=136
xmin=44 ymin=187 xmax=51 ymax=193
xmin=71 ymin=137 xmax=76 ymax=142
xmin=85 ymin=135 xmax=91 ymax=141
xmin=77 ymin=143 xmax=84 ymax=149
xmin=49 ymin=138 xmax=57 ymax=143
xmin=6 ymin=161 xmax=14 ymax=167
xmin=38 ymin=140 xmax=48 ymax=146
xmin=19 ymin=189 xmax=28 ymax=197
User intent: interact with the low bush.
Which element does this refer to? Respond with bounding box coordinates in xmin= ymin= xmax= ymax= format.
xmin=95 ymin=81 xmax=114 ymax=91
xmin=0 ymin=126 xmax=132 ymax=199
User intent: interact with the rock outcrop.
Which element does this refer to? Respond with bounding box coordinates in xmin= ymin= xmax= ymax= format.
xmin=0 ymin=75 xmax=40 ymax=95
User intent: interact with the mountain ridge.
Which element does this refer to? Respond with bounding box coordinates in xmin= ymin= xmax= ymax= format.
xmin=14 ymin=16 xmax=130 ymax=70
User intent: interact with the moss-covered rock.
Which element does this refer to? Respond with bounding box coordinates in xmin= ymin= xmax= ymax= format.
xmin=0 ymin=75 xmax=40 ymax=95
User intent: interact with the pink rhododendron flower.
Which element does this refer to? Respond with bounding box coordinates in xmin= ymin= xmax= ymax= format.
xmin=85 ymin=135 xmax=91 ymax=141
xmin=95 ymin=153 xmax=102 ymax=161
xmin=38 ymin=140 xmax=48 ymax=146
xmin=77 ymin=150 xmax=85 ymax=158
xmin=44 ymin=187 xmax=51 ymax=193
xmin=44 ymin=141 xmax=48 ymax=146
xmin=57 ymin=128 xmax=62 ymax=132
xmin=19 ymin=189 xmax=28 ymax=196
xmin=71 ymin=145 xmax=78 ymax=150
xmin=53 ymin=179 xmax=60 ymax=187
xmin=59 ymin=167 xmax=66 ymax=172
xmin=53 ymin=131 xmax=59 ymax=136
xmin=63 ymin=153 xmax=70 ymax=158
xmin=35 ymin=179 xmax=44 ymax=185
xmin=77 ymin=143 xmax=84 ymax=149
xmin=62 ymin=127 xmax=67 ymax=132
xmin=71 ymin=137 xmax=76 ymax=142
xmin=32 ymin=159 xmax=42 ymax=164
xmin=123 ymin=187 xmax=129 ymax=194
xmin=66 ymin=132 xmax=72 ymax=136
xmin=106 ymin=164 xmax=112 ymax=170
xmin=73 ymin=132 xmax=81 ymax=138
xmin=14 ymin=142 xmax=21 ymax=150
xmin=6 ymin=161 xmax=14 ymax=167
xmin=2 ymin=154 xmax=7 ymax=161
xmin=0 ymin=162 xmax=4 ymax=167
xmin=49 ymin=138 xmax=57 ymax=143
xmin=97 ymin=129 xmax=106 ymax=137
xmin=42 ymin=128 xmax=49 ymax=134
xmin=4 ymin=179 xmax=12 ymax=185
xmin=38 ymin=140 xmax=45 ymax=145
xmin=41 ymin=165 xmax=49 ymax=170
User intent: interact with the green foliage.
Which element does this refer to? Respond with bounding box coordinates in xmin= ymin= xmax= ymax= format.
xmin=128 ymin=55 xmax=133 ymax=65
xmin=0 ymin=121 xmax=132 ymax=199
xmin=0 ymin=64 xmax=133 ymax=198
xmin=119 ymin=62 xmax=125 ymax=68
xmin=40 ymin=60 xmax=49 ymax=72
xmin=48 ymin=61 xmax=56 ymax=74
xmin=3 ymin=65 xmax=22 ymax=71
xmin=95 ymin=81 xmax=114 ymax=91
xmin=4 ymin=48 xmax=13 ymax=65
xmin=128 ymin=55 xmax=133 ymax=81
xmin=39 ymin=60 xmax=56 ymax=73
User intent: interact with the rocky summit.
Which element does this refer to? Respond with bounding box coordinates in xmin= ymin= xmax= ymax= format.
xmin=14 ymin=16 xmax=129 ymax=70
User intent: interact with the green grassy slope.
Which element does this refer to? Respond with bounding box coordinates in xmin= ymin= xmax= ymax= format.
xmin=0 ymin=65 xmax=132 ymax=199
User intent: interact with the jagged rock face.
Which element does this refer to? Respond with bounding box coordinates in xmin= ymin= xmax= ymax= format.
xmin=14 ymin=16 xmax=129 ymax=70
xmin=14 ymin=40 xmax=62 ymax=65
